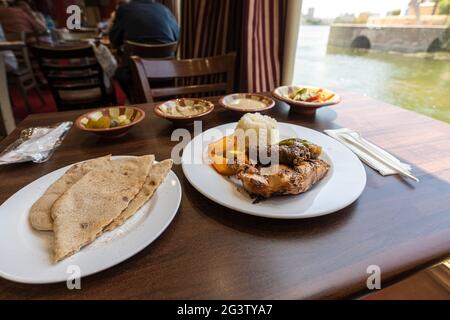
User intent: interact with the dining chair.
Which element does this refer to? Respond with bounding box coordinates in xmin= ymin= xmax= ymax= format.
xmin=0 ymin=112 xmax=6 ymax=140
xmin=123 ymin=41 xmax=179 ymax=103
xmin=130 ymin=53 xmax=236 ymax=103
xmin=125 ymin=40 xmax=178 ymax=59
xmin=31 ymin=44 xmax=116 ymax=111
xmin=5 ymin=32 xmax=45 ymax=113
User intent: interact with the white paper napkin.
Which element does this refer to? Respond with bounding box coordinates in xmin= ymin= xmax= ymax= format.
xmin=324 ymin=128 xmax=412 ymax=176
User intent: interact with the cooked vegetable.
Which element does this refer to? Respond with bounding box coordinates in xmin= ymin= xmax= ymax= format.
xmin=208 ymin=136 xmax=248 ymax=176
xmin=288 ymin=87 xmax=335 ymax=103
xmin=279 ymin=138 xmax=322 ymax=159
xmin=82 ymin=109 xmax=134 ymax=129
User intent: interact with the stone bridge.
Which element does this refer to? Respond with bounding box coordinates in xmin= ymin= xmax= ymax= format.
xmin=328 ymin=24 xmax=448 ymax=53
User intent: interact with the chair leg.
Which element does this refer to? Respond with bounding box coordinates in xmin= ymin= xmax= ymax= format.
xmin=18 ymin=82 xmax=32 ymax=114
xmin=34 ymin=85 xmax=46 ymax=107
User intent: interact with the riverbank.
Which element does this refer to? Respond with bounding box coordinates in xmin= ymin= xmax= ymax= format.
xmin=293 ymin=26 xmax=450 ymax=123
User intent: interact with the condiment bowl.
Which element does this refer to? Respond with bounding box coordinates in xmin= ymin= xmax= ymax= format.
xmin=219 ymin=93 xmax=275 ymax=114
xmin=154 ymin=98 xmax=215 ymax=127
xmin=272 ymin=85 xmax=341 ymax=113
xmin=75 ymin=106 xmax=145 ymax=138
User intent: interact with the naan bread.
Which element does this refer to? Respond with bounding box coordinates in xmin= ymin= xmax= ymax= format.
xmin=105 ymin=159 xmax=173 ymax=231
xmin=52 ymin=155 xmax=153 ymax=262
xmin=29 ymin=155 xmax=112 ymax=231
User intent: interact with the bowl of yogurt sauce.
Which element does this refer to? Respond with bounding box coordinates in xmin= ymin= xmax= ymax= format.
xmin=219 ymin=93 xmax=275 ymax=114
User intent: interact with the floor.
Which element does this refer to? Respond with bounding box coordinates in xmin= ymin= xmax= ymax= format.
xmin=8 ymin=83 xmax=127 ymax=123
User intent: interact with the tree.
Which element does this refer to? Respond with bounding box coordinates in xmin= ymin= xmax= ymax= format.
xmin=438 ymin=0 xmax=450 ymax=15
xmin=387 ymin=9 xmax=401 ymax=16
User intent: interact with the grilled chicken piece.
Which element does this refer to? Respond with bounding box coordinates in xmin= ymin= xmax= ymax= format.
xmin=237 ymin=159 xmax=330 ymax=198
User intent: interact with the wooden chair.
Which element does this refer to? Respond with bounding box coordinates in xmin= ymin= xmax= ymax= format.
xmin=124 ymin=41 xmax=178 ymax=103
xmin=0 ymin=112 xmax=7 ymax=141
xmin=5 ymin=32 xmax=45 ymax=113
xmin=31 ymin=44 xmax=116 ymax=111
xmin=125 ymin=40 xmax=178 ymax=59
xmin=130 ymin=53 xmax=236 ymax=103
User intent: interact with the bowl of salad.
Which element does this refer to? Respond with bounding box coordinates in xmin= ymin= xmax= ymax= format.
xmin=75 ymin=106 xmax=145 ymax=137
xmin=272 ymin=85 xmax=340 ymax=113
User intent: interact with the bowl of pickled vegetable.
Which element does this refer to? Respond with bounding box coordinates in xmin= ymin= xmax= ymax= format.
xmin=272 ymin=85 xmax=340 ymax=113
xmin=75 ymin=106 xmax=145 ymax=137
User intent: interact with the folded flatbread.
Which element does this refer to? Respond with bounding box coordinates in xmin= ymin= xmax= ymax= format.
xmin=52 ymin=155 xmax=153 ymax=262
xmin=105 ymin=159 xmax=173 ymax=231
xmin=29 ymin=155 xmax=112 ymax=231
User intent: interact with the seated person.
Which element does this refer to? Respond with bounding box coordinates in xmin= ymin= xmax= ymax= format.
xmin=109 ymin=0 xmax=180 ymax=100
xmin=0 ymin=0 xmax=47 ymax=38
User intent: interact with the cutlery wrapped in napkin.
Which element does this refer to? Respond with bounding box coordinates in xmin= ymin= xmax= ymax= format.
xmin=0 ymin=122 xmax=72 ymax=165
xmin=324 ymin=128 xmax=417 ymax=180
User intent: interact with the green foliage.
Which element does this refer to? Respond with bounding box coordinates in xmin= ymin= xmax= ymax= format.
xmin=305 ymin=18 xmax=323 ymax=25
xmin=438 ymin=0 xmax=450 ymax=15
xmin=387 ymin=9 xmax=401 ymax=16
xmin=441 ymin=1 xmax=450 ymax=51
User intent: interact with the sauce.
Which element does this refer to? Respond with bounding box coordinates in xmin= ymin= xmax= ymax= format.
xmin=159 ymin=104 xmax=208 ymax=117
xmin=229 ymin=98 xmax=267 ymax=110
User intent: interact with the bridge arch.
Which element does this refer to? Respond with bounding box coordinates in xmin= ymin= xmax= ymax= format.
xmin=427 ymin=38 xmax=442 ymax=52
xmin=350 ymin=36 xmax=371 ymax=49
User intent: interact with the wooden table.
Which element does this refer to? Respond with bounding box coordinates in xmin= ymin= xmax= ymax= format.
xmin=0 ymin=91 xmax=449 ymax=299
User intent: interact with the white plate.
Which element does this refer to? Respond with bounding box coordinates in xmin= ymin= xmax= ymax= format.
xmin=182 ymin=123 xmax=366 ymax=219
xmin=0 ymin=156 xmax=181 ymax=284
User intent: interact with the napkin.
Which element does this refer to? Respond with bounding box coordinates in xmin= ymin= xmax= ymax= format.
xmin=0 ymin=122 xmax=72 ymax=165
xmin=324 ymin=128 xmax=412 ymax=176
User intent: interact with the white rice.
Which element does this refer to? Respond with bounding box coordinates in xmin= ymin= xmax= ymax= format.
xmin=235 ymin=113 xmax=279 ymax=146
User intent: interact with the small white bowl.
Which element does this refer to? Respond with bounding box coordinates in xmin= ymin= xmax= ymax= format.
xmin=219 ymin=93 xmax=275 ymax=114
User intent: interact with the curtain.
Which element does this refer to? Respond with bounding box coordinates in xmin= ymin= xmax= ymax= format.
xmin=241 ymin=0 xmax=287 ymax=92
xmin=180 ymin=0 xmax=288 ymax=92
xmin=180 ymin=0 xmax=242 ymax=58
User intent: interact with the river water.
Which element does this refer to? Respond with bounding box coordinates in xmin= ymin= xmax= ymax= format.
xmin=293 ymin=26 xmax=450 ymax=123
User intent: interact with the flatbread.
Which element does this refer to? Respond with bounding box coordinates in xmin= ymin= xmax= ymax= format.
xmin=105 ymin=159 xmax=173 ymax=231
xmin=29 ymin=155 xmax=112 ymax=231
xmin=52 ymin=155 xmax=153 ymax=262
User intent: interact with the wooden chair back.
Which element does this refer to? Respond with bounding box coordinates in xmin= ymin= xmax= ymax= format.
xmin=125 ymin=40 xmax=178 ymax=59
xmin=31 ymin=44 xmax=115 ymax=110
xmin=4 ymin=32 xmax=32 ymax=72
xmin=0 ymin=112 xmax=6 ymax=139
xmin=130 ymin=53 xmax=236 ymax=103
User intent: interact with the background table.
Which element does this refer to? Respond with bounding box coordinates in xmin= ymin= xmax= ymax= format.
xmin=0 ymin=91 xmax=449 ymax=299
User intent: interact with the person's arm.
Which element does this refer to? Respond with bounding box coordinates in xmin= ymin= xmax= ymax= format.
xmin=33 ymin=12 xmax=47 ymax=28
xmin=109 ymin=6 xmax=125 ymax=49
